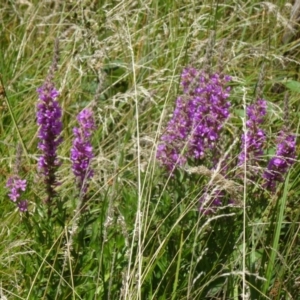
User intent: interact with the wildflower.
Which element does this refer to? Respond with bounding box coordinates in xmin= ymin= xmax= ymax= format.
xmin=71 ymin=108 xmax=96 ymax=193
xmin=238 ymin=99 xmax=267 ymax=165
xmin=6 ymin=175 xmax=28 ymax=212
xmin=199 ymin=189 xmax=224 ymax=215
xmin=157 ymin=95 xmax=190 ymax=171
xmin=36 ymin=80 xmax=63 ymax=202
xmin=6 ymin=175 xmax=26 ymax=202
xmin=157 ymin=67 xmax=231 ymax=171
xmin=263 ymin=131 xmax=296 ymax=192
xmin=17 ymin=200 xmax=28 ymax=212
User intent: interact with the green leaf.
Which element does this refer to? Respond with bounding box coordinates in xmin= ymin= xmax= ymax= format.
xmin=234 ymin=109 xmax=245 ymax=118
xmin=283 ymin=80 xmax=300 ymax=93
xmin=265 ymin=147 xmax=276 ymax=156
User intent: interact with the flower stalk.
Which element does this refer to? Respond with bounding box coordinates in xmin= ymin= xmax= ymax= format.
xmin=157 ymin=67 xmax=231 ymax=172
xmin=71 ymin=108 xmax=96 ymax=197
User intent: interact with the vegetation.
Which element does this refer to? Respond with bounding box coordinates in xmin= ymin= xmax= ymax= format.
xmin=1 ymin=0 xmax=300 ymax=299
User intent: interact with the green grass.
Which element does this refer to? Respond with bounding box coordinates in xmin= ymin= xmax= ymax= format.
xmin=1 ymin=0 xmax=300 ymax=299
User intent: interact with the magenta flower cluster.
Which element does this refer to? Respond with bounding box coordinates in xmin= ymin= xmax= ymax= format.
xmin=157 ymin=68 xmax=231 ymax=172
xmin=238 ymin=99 xmax=296 ymax=193
xmin=238 ymin=99 xmax=267 ymax=165
xmin=6 ymin=176 xmax=28 ymax=212
xmin=263 ymin=131 xmax=296 ymax=192
xmin=36 ymin=79 xmax=96 ymax=203
xmin=37 ymin=83 xmax=62 ymax=173
xmin=157 ymin=66 xmax=297 ymax=214
xmin=71 ymin=108 xmax=96 ymax=192
xmin=37 ymin=81 xmax=63 ymax=201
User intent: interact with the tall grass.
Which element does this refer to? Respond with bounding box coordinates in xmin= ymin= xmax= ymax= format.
xmin=1 ymin=0 xmax=300 ymax=299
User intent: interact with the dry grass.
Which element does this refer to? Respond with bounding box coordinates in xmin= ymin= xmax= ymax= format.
xmin=1 ymin=0 xmax=300 ymax=299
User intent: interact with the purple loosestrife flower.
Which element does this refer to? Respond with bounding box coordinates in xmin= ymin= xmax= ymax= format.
xmin=199 ymin=189 xmax=224 ymax=215
xmin=157 ymin=67 xmax=231 ymax=171
xmin=238 ymin=99 xmax=267 ymax=166
xmin=6 ymin=176 xmax=26 ymax=202
xmin=188 ymin=72 xmax=231 ymax=159
xmin=6 ymin=175 xmax=28 ymax=212
xmin=18 ymin=200 xmax=28 ymax=212
xmin=71 ymin=108 xmax=96 ymax=193
xmin=157 ymin=96 xmax=191 ymax=171
xmin=263 ymin=131 xmax=296 ymax=192
xmin=36 ymin=81 xmax=63 ymax=203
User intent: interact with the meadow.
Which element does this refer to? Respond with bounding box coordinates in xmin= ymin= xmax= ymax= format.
xmin=1 ymin=0 xmax=300 ymax=299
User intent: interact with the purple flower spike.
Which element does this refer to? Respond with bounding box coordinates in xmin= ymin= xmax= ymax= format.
xmin=17 ymin=200 xmax=28 ymax=212
xmin=157 ymin=67 xmax=232 ymax=172
xmin=36 ymin=81 xmax=63 ymax=203
xmin=238 ymin=99 xmax=267 ymax=166
xmin=6 ymin=175 xmax=28 ymax=212
xmin=77 ymin=108 xmax=96 ymax=137
xmin=71 ymin=108 xmax=96 ymax=193
xmin=6 ymin=176 xmax=27 ymax=202
xmin=263 ymin=131 xmax=296 ymax=192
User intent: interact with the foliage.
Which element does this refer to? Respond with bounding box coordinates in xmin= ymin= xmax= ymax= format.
xmin=0 ymin=1 xmax=300 ymax=300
